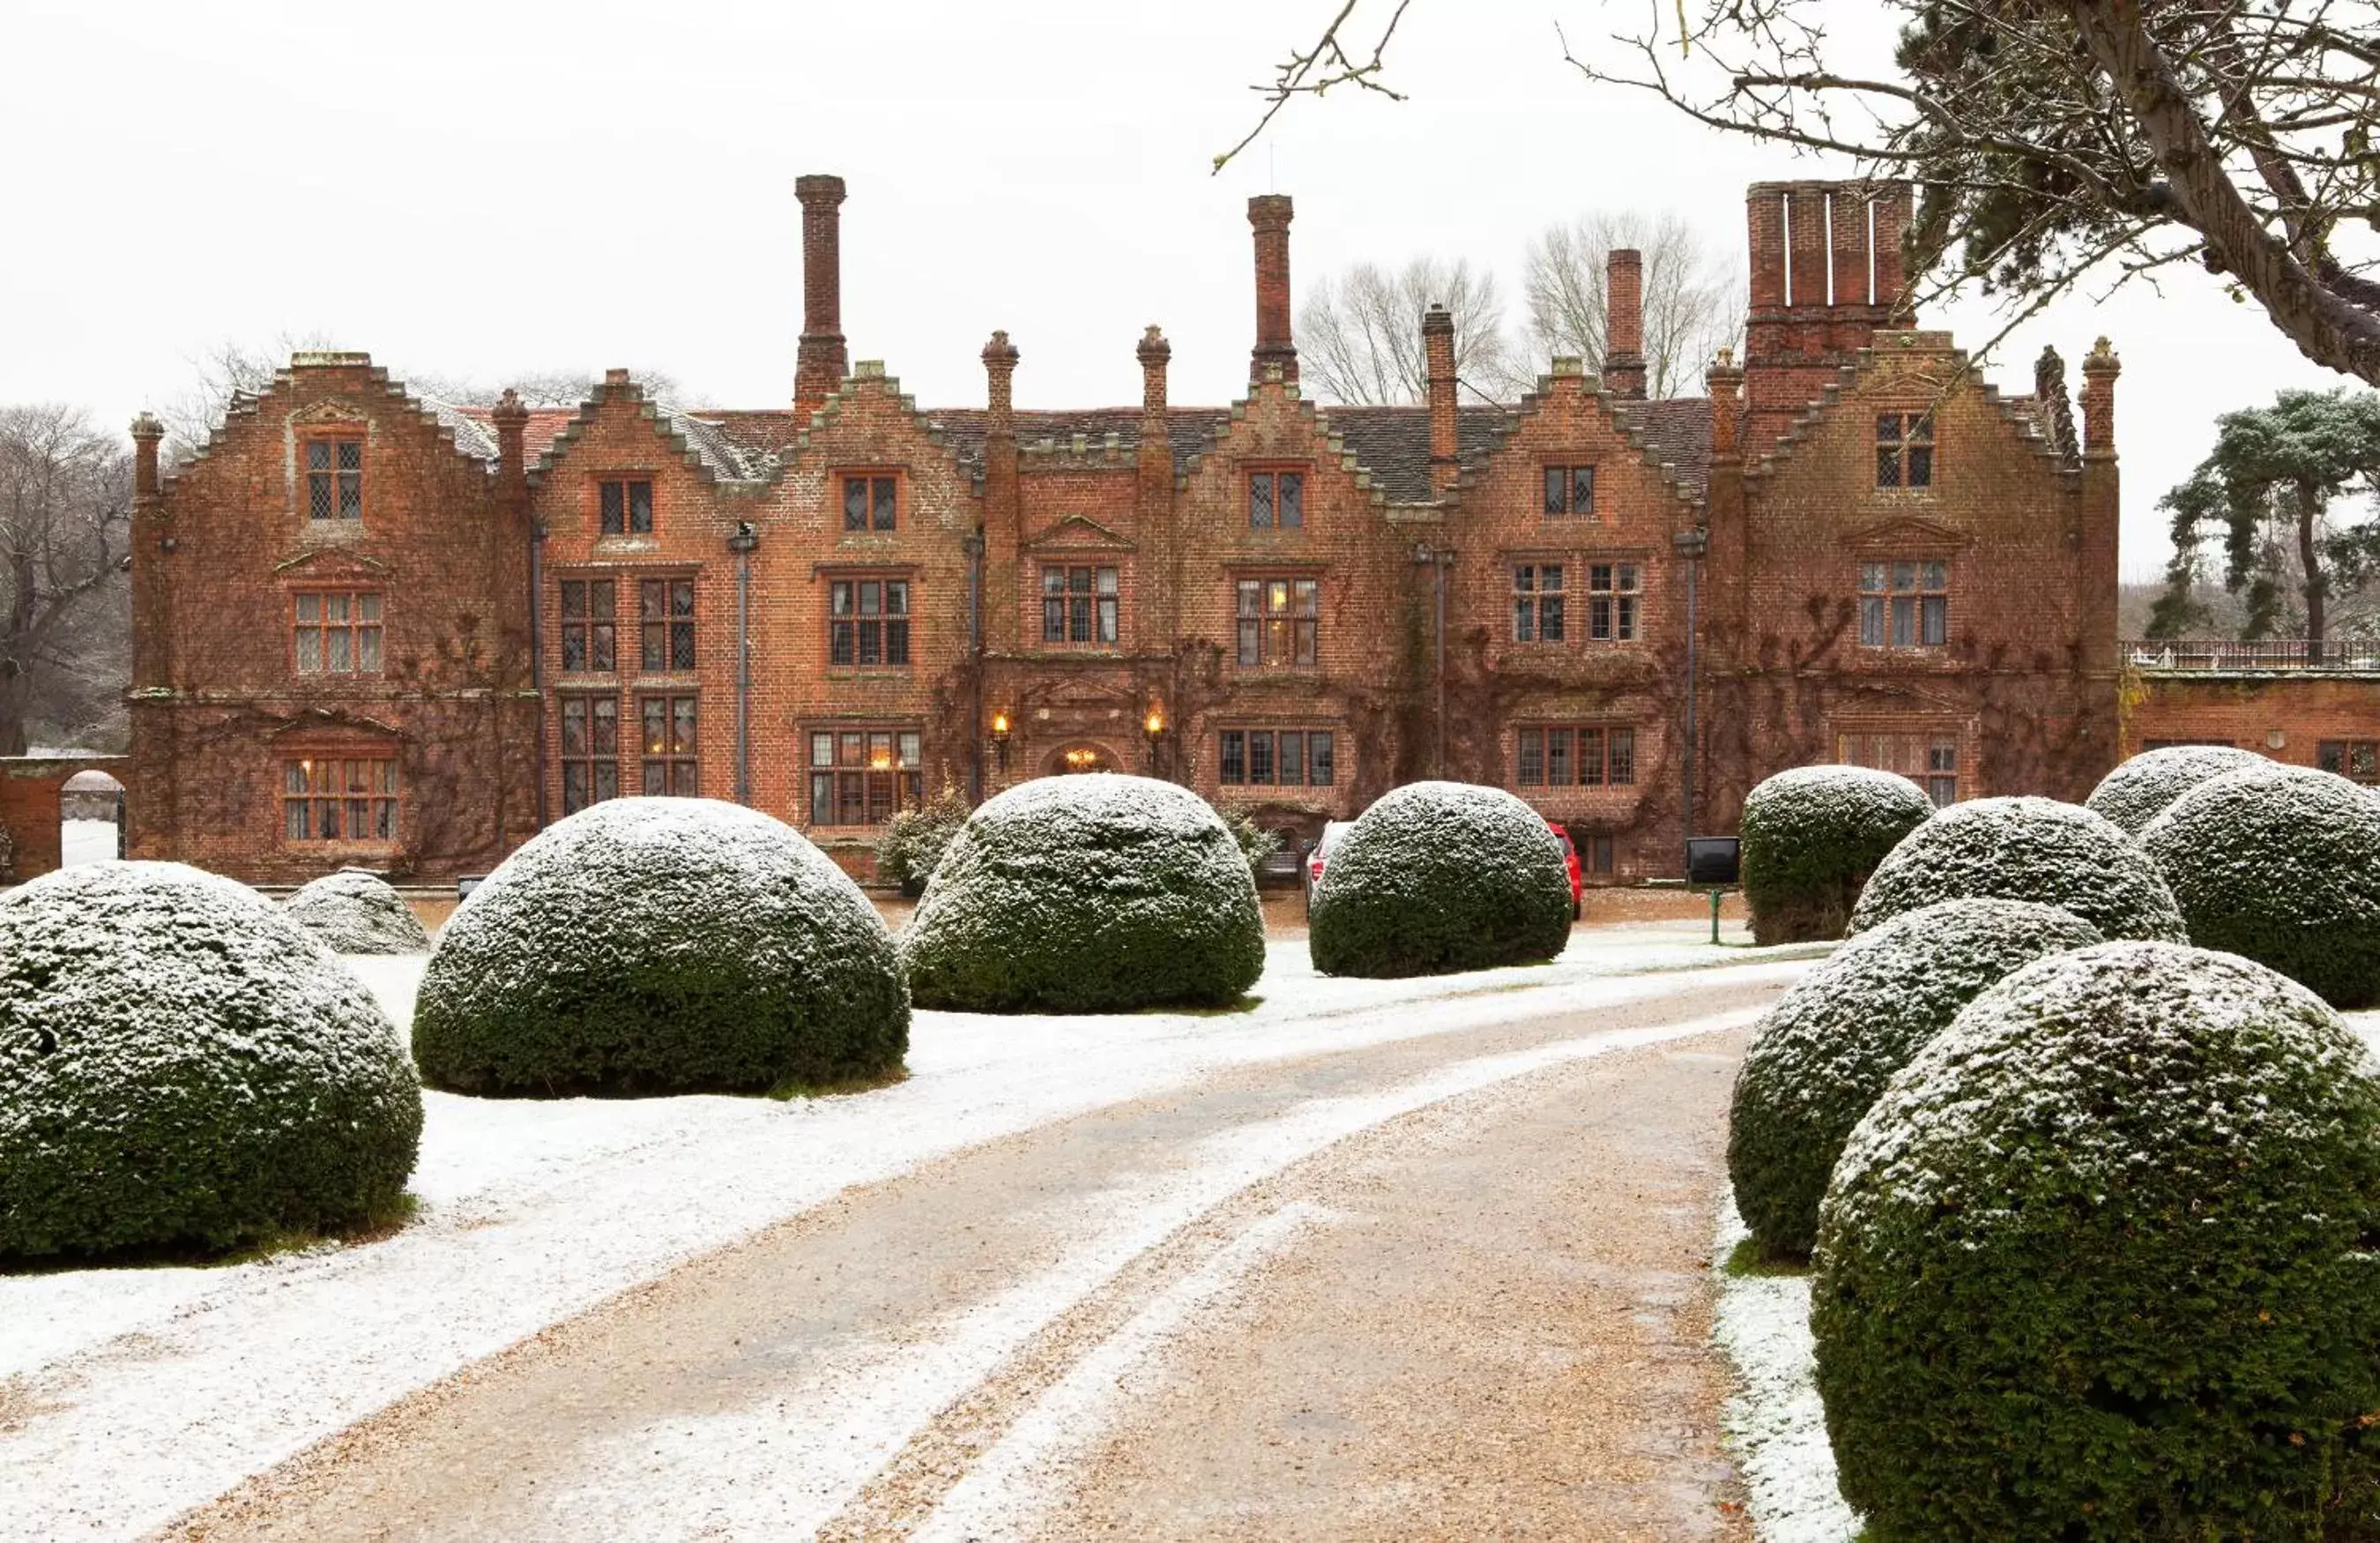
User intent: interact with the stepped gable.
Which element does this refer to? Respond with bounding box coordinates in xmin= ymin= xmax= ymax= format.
xmin=1610 ymin=396 xmax=1714 ymax=503
xmin=522 ymin=375 xmax=773 ymax=488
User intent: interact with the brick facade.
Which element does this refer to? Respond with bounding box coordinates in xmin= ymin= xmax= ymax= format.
xmin=127 ymin=175 xmax=2145 ymax=885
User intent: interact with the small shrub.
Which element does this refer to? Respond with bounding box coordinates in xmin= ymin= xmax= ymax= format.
xmin=1813 ymin=942 xmax=2380 ymax=1539
xmin=1729 ymin=897 xmax=2101 ymax=1260
xmin=876 ymin=785 xmax=972 ymax=897
xmin=413 ymin=798 xmax=907 ymax=1096
xmin=0 ymin=862 xmax=421 ymax=1260
xmin=901 ymin=773 xmax=1265 ymax=1012
xmin=1307 ymin=780 xmax=1572 ymax=978
xmin=2084 ymin=743 xmax=2267 ymax=835
xmin=1848 ymin=795 xmax=2187 ymax=942
xmin=283 ymin=868 xmax=432 ymax=954
xmin=1737 ymin=764 xmax=1935 ymax=943
xmin=2139 ymin=762 xmax=2380 ymax=1008
xmin=1219 ymin=806 xmax=1281 ymax=877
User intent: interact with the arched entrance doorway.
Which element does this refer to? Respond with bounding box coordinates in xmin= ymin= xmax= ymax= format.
xmin=61 ymin=768 xmax=124 ymax=866
xmin=1045 ymin=742 xmax=1122 ymax=775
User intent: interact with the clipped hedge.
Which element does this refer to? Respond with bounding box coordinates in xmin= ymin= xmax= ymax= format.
xmin=2084 ymin=743 xmax=2267 ymax=835
xmin=901 ymin=773 xmax=1264 ymax=1012
xmin=1738 ymin=765 xmax=1935 ymax=944
xmin=283 ymin=868 xmax=432 ymax=954
xmin=2140 ymin=763 xmax=2380 ymax=1009
xmin=1813 ymin=942 xmax=2380 ymax=1539
xmin=0 ymin=862 xmax=421 ymax=1260
xmin=1307 ymin=780 xmax=1572 ymax=979
xmin=413 ymin=798 xmax=907 ymax=1095
xmin=1848 ymin=795 xmax=2188 ymax=943
xmin=1728 ymin=897 xmax=2101 ymax=1260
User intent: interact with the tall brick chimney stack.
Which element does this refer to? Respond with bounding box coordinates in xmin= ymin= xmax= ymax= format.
xmin=1603 ymin=249 xmax=1647 ymax=399
xmin=129 ymin=412 xmax=168 ymax=696
xmin=794 ymin=174 xmax=850 ymax=414
xmin=1247 ymin=194 xmax=1298 ymax=386
xmin=131 ymin=412 xmax=163 ymax=502
xmin=1741 ymin=179 xmax=1915 ymax=452
xmin=1138 ymin=324 xmax=1171 ymax=425
xmin=1422 ymin=304 xmax=1459 ymax=495
xmin=491 ymin=388 xmax=529 ymax=501
xmin=982 ymin=331 xmax=1019 ymax=439
xmin=2079 ymin=337 xmax=2120 ymax=458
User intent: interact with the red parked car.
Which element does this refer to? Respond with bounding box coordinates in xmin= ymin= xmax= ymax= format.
xmin=1546 ymin=821 xmax=1584 ymax=919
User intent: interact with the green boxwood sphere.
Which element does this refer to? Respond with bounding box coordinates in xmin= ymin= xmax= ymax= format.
xmin=901 ymin=774 xmax=1264 ymax=1012
xmin=413 ymin=798 xmax=907 ymax=1095
xmin=2139 ymin=764 xmax=2380 ymax=1009
xmin=1738 ymin=764 xmax=1936 ymax=944
xmin=283 ymin=868 xmax=432 ymax=954
xmin=1814 ymin=943 xmax=2380 ymax=1539
xmin=0 ymin=862 xmax=422 ymax=1260
xmin=2086 ymin=743 xmax=2267 ymax=835
xmin=1308 ymin=780 xmax=1573 ymax=979
xmin=1848 ymin=795 xmax=2188 ymax=943
xmin=1729 ymin=896 xmax=2101 ymax=1260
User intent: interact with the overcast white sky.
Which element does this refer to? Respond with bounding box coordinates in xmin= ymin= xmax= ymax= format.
xmin=1 ymin=1 xmax=2351 ymax=577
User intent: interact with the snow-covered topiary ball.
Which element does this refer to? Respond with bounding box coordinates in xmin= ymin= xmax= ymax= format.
xmin=1812 ymin=943 xmax=2380 ymax=1539
xmin=1728 ymin=896 xmax=2101 ymax=1260
xmin=413 ymin=798 xmax=906 ymax=1095
xmin=1307 ymin=780 xmax=1572 ymax=978
xmin=1737 ymin=764 xmax=1935 ymax=943
xmin=1848 ymin=795 xmax=2187 ymax=942
xmin=0 ymin=862 xmax=421 ymax=1260
xmin=901 ymin=774 xmax=1264 ymax=1012
xmin=2138 ymin=763 xmax=2380 ymax=1008
xmin=2084 ymin=743 xmax=2266 ymax=834
xmin=283 ymin=868 xmax=432 ymax=954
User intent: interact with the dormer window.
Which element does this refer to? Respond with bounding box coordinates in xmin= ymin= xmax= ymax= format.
xmin=599 ymin=478 xmax=653 ymax=536
xmin=1248 ymin=469 xmax=1304 ymax=530
xmin=306 ymin=439 xmax=363 ymax=521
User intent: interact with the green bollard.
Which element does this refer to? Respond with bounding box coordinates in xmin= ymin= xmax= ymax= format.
xmin=1709 ymin=888 xmax=1722 ymax=945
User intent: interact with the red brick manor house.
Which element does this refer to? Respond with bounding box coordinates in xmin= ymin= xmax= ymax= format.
xmin=125 ymin=173 xmax=2136 ymax=885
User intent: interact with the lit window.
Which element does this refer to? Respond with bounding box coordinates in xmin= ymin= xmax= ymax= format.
xmin=1877 ymin=414 xmax=1935 ymax=488
xmin=808 ymin=727 xmax=924 ymax=826
xmin=1235 ymin=577 xmax=1319 ymax=667
xmin=293 ymin=591 xmax=383 ymax=675
xmin=305 ymin=439 xmax=363 ymax=521
xmin=599 ymin=478 xmax=653 ymax=536
xmin=1249 ymin=470 xmax=1305 ymax=530
xmin=639 ymin=695 xmax=699 ymax=795
xmin=1513 ymin=564 xmax=1566 ymax=643
xmin=1543 ymin=465 xmax=1595 ymax=518
xmin=282 ymin=757 xmax=398 ymax=842
xmin=1858 ymin=561 xmax=1950 ymax=648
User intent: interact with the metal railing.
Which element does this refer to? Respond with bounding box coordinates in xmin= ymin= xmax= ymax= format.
xmin=2124 ymin=638 xmax=2380 ymax=673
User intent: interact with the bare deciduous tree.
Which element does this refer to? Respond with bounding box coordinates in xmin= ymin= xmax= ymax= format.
xmin=1229 ymin=2 xmax=2380 ymax=383
xmin=1523 ymin=212 xmax=1744 ymax=399
xmin=1297 ymin=257 xmax=1528 ymax=404
xmin=0 ymin=406 xmax=130 ymax=754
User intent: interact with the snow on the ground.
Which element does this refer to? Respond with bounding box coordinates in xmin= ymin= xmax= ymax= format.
xmin=2 ymin=931 xmax=1818 ymax=1542
xmin=59 ymin=818 xmax=117 ymax=867
xmin=1712 ymin=1196 xmax=1861 ymax=1543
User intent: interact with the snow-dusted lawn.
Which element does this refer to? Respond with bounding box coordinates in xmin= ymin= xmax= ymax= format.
xmin=2 ymin=931 xmax=1819 ymax=1541
xmin=1713 ymin=1007 xmax=2380 ymax=1542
